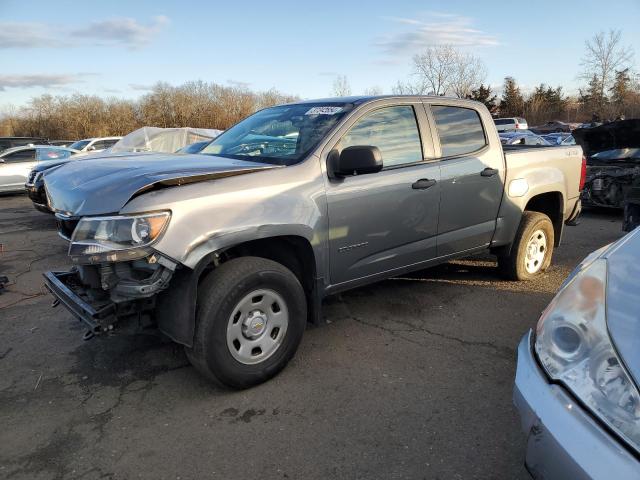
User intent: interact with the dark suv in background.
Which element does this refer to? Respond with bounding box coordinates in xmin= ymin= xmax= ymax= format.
xmin=0 ymin=137 xmax=49 ymax=153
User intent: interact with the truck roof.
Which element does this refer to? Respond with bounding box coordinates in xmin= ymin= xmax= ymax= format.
xmin=290 ymin=95 xmax=481 ymax=107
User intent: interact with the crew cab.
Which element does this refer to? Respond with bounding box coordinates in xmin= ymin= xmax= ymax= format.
xmin=42 ymin=96 xmax=584 ymax=389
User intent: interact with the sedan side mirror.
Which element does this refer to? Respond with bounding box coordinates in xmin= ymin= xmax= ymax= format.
xmin=328 ymin=145 xmax=383 ymax=178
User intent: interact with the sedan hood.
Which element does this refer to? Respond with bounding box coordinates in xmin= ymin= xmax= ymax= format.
xmin=33 ymin=158 xmax=74 ymax=173
xmin=44 ymin=153 xmax=278 ymax=216
xmin=604 ymin=228 xmax=640 ymax=387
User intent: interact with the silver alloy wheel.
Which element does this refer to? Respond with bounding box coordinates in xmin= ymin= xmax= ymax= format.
xmin=524 ymin=229 xmax=547 ymax=274
xmin=226 ymin=289 xmax=289 ymax=365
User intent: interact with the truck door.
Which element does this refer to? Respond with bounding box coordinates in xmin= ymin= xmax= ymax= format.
xmin=427 ymin=104 xmax=504 ymax=256
xmin=324 ymin=102 xmax=440 ymax=287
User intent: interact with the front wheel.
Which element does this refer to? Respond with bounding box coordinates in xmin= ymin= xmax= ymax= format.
xmin=498 ymin=211 xmax=555 ymax=281
xmin=185 ymin=257 xmax=307 ymax=389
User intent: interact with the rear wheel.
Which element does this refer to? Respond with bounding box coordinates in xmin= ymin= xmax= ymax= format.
xmin=498 ymin=211 xmax=554 ymax=281
xmin=185 ymin=257 xmax=307 ymax=389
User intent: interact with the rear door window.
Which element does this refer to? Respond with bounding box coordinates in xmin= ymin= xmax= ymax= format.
xmin=431 ymin=106 xmax=487 ymax=157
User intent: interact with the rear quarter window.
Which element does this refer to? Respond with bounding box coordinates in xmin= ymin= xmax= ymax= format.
xmin=432 ymin=106 xmax=487 ymax=157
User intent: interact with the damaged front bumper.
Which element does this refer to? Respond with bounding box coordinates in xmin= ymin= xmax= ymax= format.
xmin=581 ymin=164 xmax=640 ymax=209
xmin=44 ymin=270 xmax=116 ymax=335
xmin=43 ymin=257 xmax=176 ymax=337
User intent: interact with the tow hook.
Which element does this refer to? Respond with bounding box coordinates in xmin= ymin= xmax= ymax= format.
xmin=83 ymin=330 xmax=95 ymax=341
xmin=52 ymin=299 xmax=60 ymax=308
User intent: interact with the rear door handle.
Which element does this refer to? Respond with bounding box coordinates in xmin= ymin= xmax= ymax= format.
xmin=412 ymin=178 xmax=437 ymax=189
xmin=481 ymin=168 xmax=499 ymax=177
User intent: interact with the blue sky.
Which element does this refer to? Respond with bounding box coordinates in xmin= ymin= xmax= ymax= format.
xmin=1 ymin=0 xmax=639 ymax=108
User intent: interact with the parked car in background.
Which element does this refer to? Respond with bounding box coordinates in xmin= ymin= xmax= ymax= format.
xmin=0 ymin=136 xmax=49 ymax=153
xmin=530 ymin=121 xmax=571 ymax=134
xmin=494 ymin=117 xmax=528 ymax=132
xmin=514 ymin=227 xmax=640 ymax=479
xmin=42 ymin=96 xmax=583 ymax=389
xmin=0 ymin=146 xmax=78 ymax=193
xmin=541 ymin=133 xmax=576 ymax=146
xmin=499 ymin=131 xmax=552 ymax=146
xmin=176 ymin=140 xmax=211 ymax=154
xmin=49 ymin=140 xmax=76 ymax=147
xmin=69 ymin=137 xmax=122 ymax=153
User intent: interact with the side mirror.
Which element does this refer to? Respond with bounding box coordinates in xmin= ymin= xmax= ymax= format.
xmin=87 ymin=145 xmax=96 ymax=151
xmin=328 ymin=145 xmax=383 ymax=178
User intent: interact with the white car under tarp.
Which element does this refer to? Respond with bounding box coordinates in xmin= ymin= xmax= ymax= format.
xmin=109 ymin=127 xmax=222 ymax=154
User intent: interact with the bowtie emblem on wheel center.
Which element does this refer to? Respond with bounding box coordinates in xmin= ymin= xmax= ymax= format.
xmin=243 ymin=310 xmax=267 ymax=338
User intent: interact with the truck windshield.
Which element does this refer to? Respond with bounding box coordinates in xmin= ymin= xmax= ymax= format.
xmin=200 ymin=103 xmax=353 ymax=165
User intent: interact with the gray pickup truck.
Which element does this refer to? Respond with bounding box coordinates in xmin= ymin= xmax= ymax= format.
xmin=43 ymin=96 xmax=584 ymax=388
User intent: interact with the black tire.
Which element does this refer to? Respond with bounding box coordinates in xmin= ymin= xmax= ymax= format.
xmin=498 ymin=211 xmax=555 ymax=281
xmin=185 ymin=256 xmax=307 ymax=389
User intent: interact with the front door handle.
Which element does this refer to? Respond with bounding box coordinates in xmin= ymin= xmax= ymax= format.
xmin=412 ymin=178 xmax=437 ymax=190
xmin=481 ymin=168 xmax=499 ymax=177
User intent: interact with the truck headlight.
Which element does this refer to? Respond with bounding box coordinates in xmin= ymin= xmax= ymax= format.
xmin=535 ymin=259 xmax=640 ymax=453
xmin=69 ymin=211 xmax=170 ymax=263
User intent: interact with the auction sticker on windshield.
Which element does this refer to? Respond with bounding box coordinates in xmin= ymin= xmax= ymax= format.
xmin=305 ymin=107 xmax=343 ymax=115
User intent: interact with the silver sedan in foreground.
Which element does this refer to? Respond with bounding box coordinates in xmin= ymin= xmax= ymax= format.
xmin=514 ymin=227 xmax=640 ymax=479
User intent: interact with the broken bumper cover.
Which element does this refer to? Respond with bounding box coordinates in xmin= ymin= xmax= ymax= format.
xmin=43 ymin=270 xmax=116 ymax=334
xmin=513 ymin=331 xmax=639 ymax=479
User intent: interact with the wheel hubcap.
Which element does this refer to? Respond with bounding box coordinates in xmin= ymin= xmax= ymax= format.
xmin=226 ymin=289 xmax=289 ymax=365
xmin=524 ymin=229 xmax=547 ymax=274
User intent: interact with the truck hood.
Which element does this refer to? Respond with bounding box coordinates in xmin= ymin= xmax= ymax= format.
xmin=573 ymin=119 xmax=640 ymax=157
xmin=603 ymin=228 xmax=640 ymax=388
xmin=44 ymin=153 xmax=278 ymax=216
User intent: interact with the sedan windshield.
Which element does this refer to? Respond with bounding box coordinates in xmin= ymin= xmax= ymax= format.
xmin=70 ymin=140 xmax=90 ymax=150
xmin=201 ymin=103 xmax=353 ymax=165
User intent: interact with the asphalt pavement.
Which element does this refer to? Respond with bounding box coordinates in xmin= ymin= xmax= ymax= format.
xmin=0 ymin=194 xmax=626 ymax=480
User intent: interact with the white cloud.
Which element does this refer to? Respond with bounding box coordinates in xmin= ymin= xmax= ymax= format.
xmin=0 ymin=74 xmax=87 ymax=91
xmin=0 ymin=22 xmax=63 ymax=49
xmin=0 ymin=16 xmax=169 ymax=50
xmin=72 ymin=15 xmax=170 ymax=49
xmin=376 ymin=13 xmax=499 ymax=55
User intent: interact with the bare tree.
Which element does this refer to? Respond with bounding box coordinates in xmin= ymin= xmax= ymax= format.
xmin=364 ymin=86 xmax=383 ymax=96
xmin=410 ymin=45 xmax=486 ymax=97
xmin=581 ymin=30 xmax=634 ymax=110
xmin=449 ymin=53 xmax=487 ymax=98
xmin=332 ymin=75 xmax=352 ymax=97
xmin=391 ymin=80 xmax=427 ymax=95
xmin=6 ymin=81 xmax=298 ymax=138
xmin=412 ymin=45 xmax=457 ymax=95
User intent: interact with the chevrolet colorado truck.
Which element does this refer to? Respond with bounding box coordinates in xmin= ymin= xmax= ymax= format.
xmin=42 ymin=96 xmax=584 ymax=388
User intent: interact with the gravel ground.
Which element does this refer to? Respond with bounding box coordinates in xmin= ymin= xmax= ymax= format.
xmin=0 ymin=193 xmax=626 ymax=480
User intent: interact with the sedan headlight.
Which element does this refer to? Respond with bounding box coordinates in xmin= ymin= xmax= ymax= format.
xmin=69 ymin=211 xmax=170 ymax=263
xmin=535 ymin=258 xmax=640 ymax=452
